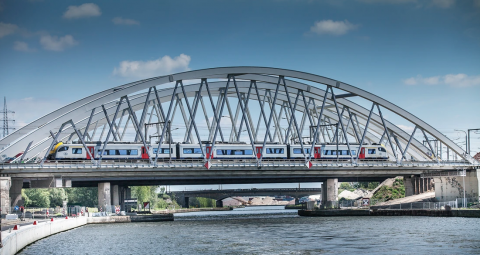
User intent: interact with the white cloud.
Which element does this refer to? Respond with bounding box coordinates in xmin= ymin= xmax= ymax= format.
xmin=40 ymin=35 xmax=78 ymax=51
xmin=310 ymin=20 xmax=359 ymax=36
xmin=113 ymin=54 xmax=191 ymax=79
xmin=475 ymin=0 xmax=480 ymax=8
xmin=403 ymin=74 xmax=480 ymax=87
xmin=444 ymin=74 xmax=480 ymax=87
xmin=13 ymin=41 xmax=35 ymax=52
xmin=431 ymin=0 xmax=455 ymax=8
xmin=63 ymin=3 xmax=101 ymax=19
xmin=112 ymin=17 xmax=140 ymax=25
xmin=0 ymin=22 xmax=17 ymax=38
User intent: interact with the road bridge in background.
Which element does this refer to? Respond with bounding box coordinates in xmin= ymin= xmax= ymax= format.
xmin=171 ymin=188 xmax=323 ymax=208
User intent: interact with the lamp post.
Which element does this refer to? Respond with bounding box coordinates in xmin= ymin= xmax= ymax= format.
xmin=468 ymin=128 xmax=480 ymax=155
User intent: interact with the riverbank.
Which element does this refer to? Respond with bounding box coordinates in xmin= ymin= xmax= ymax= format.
xmin=1 ymin=217 xmax=87 ymax=255
xmin=299 ymin=209 xmax=480 ymax=217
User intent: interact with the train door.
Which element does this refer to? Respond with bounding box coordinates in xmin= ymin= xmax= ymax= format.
xmin=86 ymin=146 xmax=95 ymax=159
xmin=141 ymin=147 xmax=149 ymax=159
xmin=314 ymin=147 xmax=321 ymax=159
xmin=255 ymin=146 xmax=262 ymax=159
xmin=206 ymin=146 xmax=213 ymax=159
xmin=359 ymin=148 xmax=366 ymax=159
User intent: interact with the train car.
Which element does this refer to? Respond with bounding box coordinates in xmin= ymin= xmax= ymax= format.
xmin=358 ymin=144 xmax=388 ymax=160
xmin=49 ymin=142 xmax=179 ymax=160
xmin=320 ymin=144 xmax=358 ymax=160
xmin=212 ymin=144 xmax=255 ymax=159
xmin=253 ymin=144 xmax=287 ymax=159
xmin=150 ymin=144 xmax=177 ymax=159
xmin=289 ymin=145 xmax=314 ymax=159
xmin=178 ymin=143 xmax=204 ymax=159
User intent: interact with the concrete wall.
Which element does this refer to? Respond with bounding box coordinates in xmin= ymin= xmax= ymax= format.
xmin=98 ymin=182 xmax=111 ymax=211
xmin=0 ymin=217 xmax=87 ymax=255
xmin=0 ymin=177 xmax=11 ymax=214
xmin=434 ymin=170 xmax=479 ymax=202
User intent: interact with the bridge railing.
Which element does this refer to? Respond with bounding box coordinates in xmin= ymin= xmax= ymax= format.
xmin=0 ymin=159 xmax=474 ymax=170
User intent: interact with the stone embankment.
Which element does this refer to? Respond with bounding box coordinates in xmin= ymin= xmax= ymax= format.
xmin=87 ymin=214 xmax=173 ymax=223
xmin=1 ymin=217 xmax=87 ymax=255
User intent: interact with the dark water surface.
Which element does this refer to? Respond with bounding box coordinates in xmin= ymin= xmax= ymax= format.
xmin=18 ymin=206 xmax=480 ymax=254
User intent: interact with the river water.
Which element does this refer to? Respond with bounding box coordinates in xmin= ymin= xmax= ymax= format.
xmin=18 ymin=206 xmax=480 ymax=254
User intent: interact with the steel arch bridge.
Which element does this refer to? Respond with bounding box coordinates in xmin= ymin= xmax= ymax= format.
xmin=0 ymin=67 xmax=477 ymax=179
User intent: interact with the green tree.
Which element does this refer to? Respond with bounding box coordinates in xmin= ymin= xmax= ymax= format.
xmin=23 ymin=189 xmax=50 ymax=207
xmin=65 ymin=187 xmax=98 ymax=207
xmin=49 ymin=188 xmax=68 ymax=207
xmin=131 ymin=186 xmax=159 ymax=209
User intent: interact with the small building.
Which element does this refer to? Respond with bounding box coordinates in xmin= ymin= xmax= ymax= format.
xmin=474 ymin=152 xmax=480 ymax=162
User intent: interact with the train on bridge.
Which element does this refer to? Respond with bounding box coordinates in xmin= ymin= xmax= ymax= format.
xmin=46 ymin=142 xmax=389 ymax=161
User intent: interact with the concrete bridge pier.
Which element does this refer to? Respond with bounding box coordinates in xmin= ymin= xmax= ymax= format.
xmin=10 ymin=178 xmax=23 ymax=208
xmin=405 ymin=176 xmax=433 ymax=196
xmin=434 ymin=170 xmax=480 ymax=202
xmin=216 ymin=199 xmax=223 ymax=208
xmin=0 ymin=177 xmax=11 ymax=214
xmin=112 ymin=185 xmax=119 ymax=206
xmin=98 ymin=182 xmax=111 ymax=212
xmin=321 ymin=178 xmax=338 ymax=209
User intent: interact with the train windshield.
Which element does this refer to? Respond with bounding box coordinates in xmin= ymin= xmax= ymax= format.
xmin=58 ymin=146 xmax=69 ymax=152
xmin=378 ymin=147 xmax=386 ymax=152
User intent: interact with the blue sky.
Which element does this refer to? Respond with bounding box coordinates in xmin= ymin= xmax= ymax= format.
xmin=1 ymin=0 xmax=479 ymax=189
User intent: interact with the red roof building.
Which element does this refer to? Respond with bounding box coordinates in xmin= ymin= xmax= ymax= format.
xmin=474 ymin=152 xmax=480 ymax=162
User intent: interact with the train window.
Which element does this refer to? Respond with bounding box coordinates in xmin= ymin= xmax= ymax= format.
xmin=266 ymin=148 xmax=284 ymax=154
xmin=341 ymin=150 xmax=349 ymax=155
xmin=153 ymin=148 xmax=170 ymax=154
xmin=128 ymin=150 xmax=138 ymax=155
xmin=234 ymin=150 xmax=244 ymax=155
xmin=58 ymin=146 xmax=69 ymax=152
xmin=351 ymin=150 xmax=356 ymax=155
xmin=323 ymin=150 xmax=330 ymax=155
xmin=98 ymin=150 xmax=109 ymax=155
xmin=183 ymin=148 xmax=201 ymax=154
xmin=293 ymin=148 xmax=310 ymax=154
xmin=368 ymin=149 xmax=376 ymax=154
xmin=245 ymin=150 xmax=253 ymax=155
xmin=216 ymin=150 xmax=224 ymax=155
xmin=378 ymin=147 xmax=386 ymax=152
xmin=72 ymin=148 xmax=82 ymax=154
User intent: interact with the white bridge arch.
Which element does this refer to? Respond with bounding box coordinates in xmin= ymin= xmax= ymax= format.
xmin=0 ymin=67 xmax=477 ymax=168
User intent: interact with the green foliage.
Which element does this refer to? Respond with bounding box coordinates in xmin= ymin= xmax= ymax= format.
xmin=22 ymin=189 xmax=51 ymax=207
xmin=339 ymin=182 xmax=352 ymax=190
xmin=49 ymin=188 xmax=68 ymax=207
xmin=352 ymin=182 xmax=380 ymax=191
xmin=65 ymin=187 xmax=98 ymax=207
xmin=189 ymin=197 xmax=216 ymax=208
xmin=131 ymin=186 xmax=159 ymax=209
xmin=372 ymin=178 xmax=405 ymax=201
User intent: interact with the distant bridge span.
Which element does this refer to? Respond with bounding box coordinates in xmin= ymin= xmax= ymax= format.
xmin=0 ymin=67 xmax=478 ymax=210
xmin=172 ymin=188 xmax=322 ymax=208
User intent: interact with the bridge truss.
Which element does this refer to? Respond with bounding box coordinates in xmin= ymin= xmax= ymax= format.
xmin=0 ymin=67 xmax=477 ymax=174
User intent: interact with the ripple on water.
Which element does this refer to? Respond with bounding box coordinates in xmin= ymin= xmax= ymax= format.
xmin=17 ymin=209 xmax=480 ymax=255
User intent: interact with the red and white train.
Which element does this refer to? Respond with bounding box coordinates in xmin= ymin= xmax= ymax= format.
xmin=47 ymin=142 xmax=389 ymax=161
